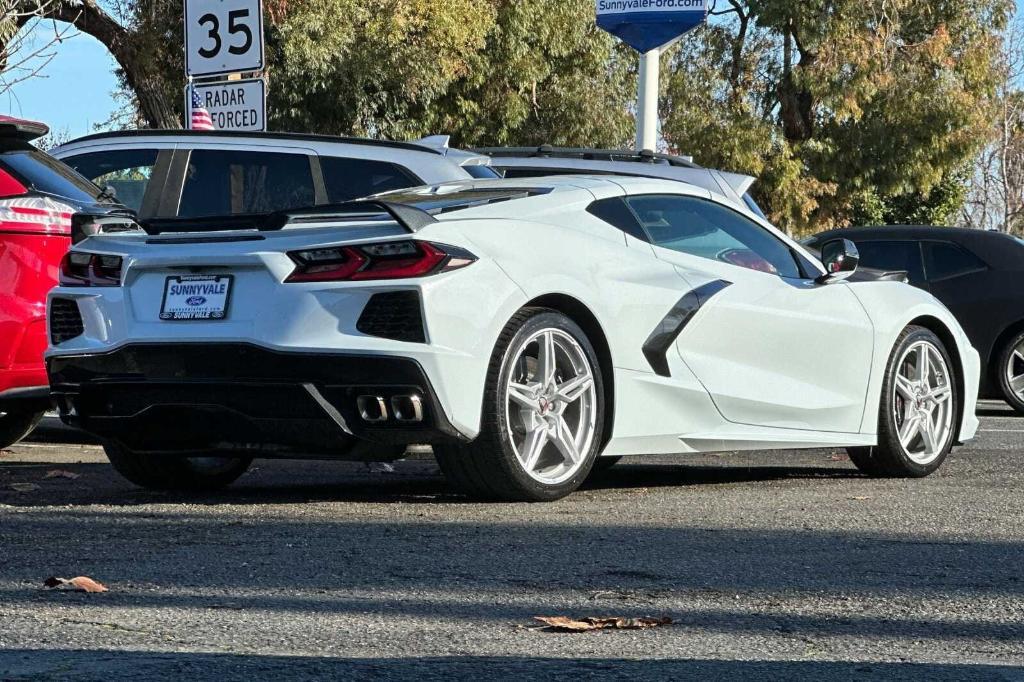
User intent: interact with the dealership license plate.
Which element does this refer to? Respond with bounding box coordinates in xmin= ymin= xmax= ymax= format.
xmin=160 ymin=275 xmax=233 ymax=321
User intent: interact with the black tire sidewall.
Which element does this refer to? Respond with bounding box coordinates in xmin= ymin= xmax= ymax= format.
xmin=877 ymin=327 xmax=958 ymax=477
xmin=997 ymin=331 xmax=1024 ymax=413
xmin=489 ymin=311 xmax=605 ymax=501
xmin=0 ymin=409 xmax=45 ymax=449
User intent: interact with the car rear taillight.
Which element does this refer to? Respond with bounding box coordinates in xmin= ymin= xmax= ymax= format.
xmin=0 ymin=169 xmax=73 ymax=235
xmin=59 ymin=251 xmax=123 ymax=287
xmin=285 ymin=240 xmax=476 ymax=283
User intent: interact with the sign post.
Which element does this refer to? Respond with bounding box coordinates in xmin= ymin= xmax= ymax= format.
xmin=596 ymin=0 xmax=708 ymax=151
xmin=184 ymin=0 xmax=266 ymax=131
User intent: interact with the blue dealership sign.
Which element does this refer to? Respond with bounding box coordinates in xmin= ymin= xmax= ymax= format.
xmin=596 ymin=0 xmax=708 ymax=53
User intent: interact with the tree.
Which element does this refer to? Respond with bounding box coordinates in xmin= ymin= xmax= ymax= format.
xmin=961 ymin=19 xmax=1024 ymax=233
xmin=662 ymin=0 xmax=1013 ymax=235
xmin=1 ymin=0 xmax=80 ymax=95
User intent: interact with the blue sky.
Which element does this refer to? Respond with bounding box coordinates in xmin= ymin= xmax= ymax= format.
xmin=5 ymin=2 xmax=1024 ymax=140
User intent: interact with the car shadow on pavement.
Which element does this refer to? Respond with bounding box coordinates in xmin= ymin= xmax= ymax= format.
xmin=0 ymin=651 xmax=1019 ymax=681
xmin=0 ymin=459 xmax=859 ymax=508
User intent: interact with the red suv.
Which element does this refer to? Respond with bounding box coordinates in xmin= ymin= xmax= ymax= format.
xmin=0 ymin=116 xmax=132 ymax=447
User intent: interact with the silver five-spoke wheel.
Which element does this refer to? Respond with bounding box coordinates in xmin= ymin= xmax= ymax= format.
xmin=505 ymin=328 xmax=598 ymax=485
xmin=1004 ymin=339 xmax=1024 ymax=403
xmin=893 ymin=340 xmax=954 ymax=465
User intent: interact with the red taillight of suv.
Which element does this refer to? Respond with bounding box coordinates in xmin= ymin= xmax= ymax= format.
xmin=58 ymin=251 xmax=123 ymax=287
xmin=0 ymin=168 xmax=73 ymax=236
xmin=285 ymin=240 xmax=476 ymax=283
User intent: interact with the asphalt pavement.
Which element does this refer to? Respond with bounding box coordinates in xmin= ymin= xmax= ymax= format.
xmin=1 ymin=403 xmax=1023 ymax=680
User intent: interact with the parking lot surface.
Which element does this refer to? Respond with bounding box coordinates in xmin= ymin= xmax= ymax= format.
xmin=1 ymin=403 xmax=1023 ymax=680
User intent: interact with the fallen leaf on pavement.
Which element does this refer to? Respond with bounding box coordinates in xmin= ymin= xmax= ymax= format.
xmin=849 ymin=496 xmax=871 ymax=501
xmin=43 ymin=576 xmax=109 ymax=593
xmin=828 ymin=454 xmax=850 ymax=462
xmin=44 ymin=470 xmax=80 ymax=480
xmin=533 ymin=616 xmax=673 ymax=632
xmin=9 ymin=483 xmax=39 ymax=492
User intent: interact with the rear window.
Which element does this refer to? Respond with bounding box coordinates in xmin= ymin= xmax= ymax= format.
xmin=320 ymin=156 xmax=419 ymax=203
xmin=463 ymin=164 xmax=501 ymax=179
xmin=0 ymin=144 xmax=102 ymax=203
xmin=852 ymin=240 xmax=926 ymax=285
xmin=179 ymin=149 xmax=315 ymax=218
xmin=63 ymin=149 xmax=159 ymax=212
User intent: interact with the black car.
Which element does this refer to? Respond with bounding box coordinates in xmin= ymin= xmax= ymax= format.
xmin=805 ymin=226 xmax=1024 ymax=413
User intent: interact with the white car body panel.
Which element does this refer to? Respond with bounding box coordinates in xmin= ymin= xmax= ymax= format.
xmin=46 ymin=176 xmax=981 ymax=456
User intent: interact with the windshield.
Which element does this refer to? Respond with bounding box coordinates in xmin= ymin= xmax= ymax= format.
xmin=1 ymin=144 xmax=103 ymax=203
xmin=743 ymin=193 xmax=767 ymax=220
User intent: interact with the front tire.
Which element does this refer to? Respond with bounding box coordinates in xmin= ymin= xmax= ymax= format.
xmin=996 ymin=330 xmax=1024 ymax=414
xmin=435 ymin=308 xmax=605 ymax=501
xmin=0 ymin=409 xmax=45 ymax=449
xmin=848 ymin=326 xmax=958 ymax=478
xmin=104 ymin=441 xmax=252 ymax=491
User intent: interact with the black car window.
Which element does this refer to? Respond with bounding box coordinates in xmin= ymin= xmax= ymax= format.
xmin=587 ymin=197 xmax=648 ymax=242
xmin=850 ymin=240 xmax=926 ymax=285
xmin=623 ymin=194 xmax=801 ymax=278
xmin=64 ymin=149 xmax=159 ymax=212
xmin=924 ymin=241 xmax=988 ymax=282
xmin=0 ymin=141 xmax=102 ymax=203
xmin=320 ymin=156 xmax=419 ymax=203
xmin=463 ymin=165 xmax=501 ymax=179
xmin=179 ymin=150 xmax=315 ymax=218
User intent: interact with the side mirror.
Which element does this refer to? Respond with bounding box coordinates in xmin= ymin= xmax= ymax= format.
xmin=817 ymin=238 xmax=860 ymax=284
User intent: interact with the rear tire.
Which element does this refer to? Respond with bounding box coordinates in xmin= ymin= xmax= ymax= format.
xmin=848 ymin=326 xmax=958 ymax=478
xmin=104 ymin=441 xmax=252 ymax=491
xmin=0 ymin=409 xmax=45 ymax=449
xmin=435 ymin=308 xmax=605 ymax=502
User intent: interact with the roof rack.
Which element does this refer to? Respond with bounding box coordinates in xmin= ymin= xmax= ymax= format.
xmin=474 ymin=145 xmax=700 ymax=168
xmin=64 ymin=129 xmax=445 ymax=156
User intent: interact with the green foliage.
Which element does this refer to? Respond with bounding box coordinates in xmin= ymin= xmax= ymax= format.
xmin=662 ymin=0 xmax=1012 ymax=235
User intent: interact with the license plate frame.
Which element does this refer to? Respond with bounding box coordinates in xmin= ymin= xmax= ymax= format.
xmin=159 ymin=275 xmax=234 ymax=321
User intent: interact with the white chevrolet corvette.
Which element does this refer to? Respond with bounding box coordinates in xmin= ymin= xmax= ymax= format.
xmin=46 ymin=176 xmax=980 ymax=501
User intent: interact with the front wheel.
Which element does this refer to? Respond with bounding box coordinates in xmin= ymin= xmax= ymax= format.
xmin=848 ymin=326 xmax=958 ymax=478
xmin=996 ymin=330 xmax=1024 ymax=414
xmin=435 ymin=308 xmax=605 ymax=501
xmin=104 ymin=441 xmax=252 ymax=491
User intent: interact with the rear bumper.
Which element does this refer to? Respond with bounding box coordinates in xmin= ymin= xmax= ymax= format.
xmin=46 ymin=343 xmax=469 ymax=457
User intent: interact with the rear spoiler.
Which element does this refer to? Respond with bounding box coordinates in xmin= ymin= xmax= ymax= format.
xmin=141 ymin=200 xmax=437 ymax=236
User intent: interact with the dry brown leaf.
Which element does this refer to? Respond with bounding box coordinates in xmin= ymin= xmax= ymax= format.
xmin=44 ymin=470 xmax=81 ymax=480
xmin=533 ymin=616 xmax=673 ymax=632
xmin=849 ymin=496 xmax=871 ymax=501
xmin=9 ymin=483 xmax=39 ymax=492
xmin=43 ymin=576 xmax=109 ymax=593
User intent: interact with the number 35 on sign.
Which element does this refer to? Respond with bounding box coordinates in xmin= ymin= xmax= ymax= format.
xmin=185 ymin=0 xmax=264 ymax=77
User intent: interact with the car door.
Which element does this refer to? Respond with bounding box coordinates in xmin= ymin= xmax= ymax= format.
xmin=921 ymin=240 xmax=991 ymax=347
xmin=622 ymin=193 xmax=875 ymax=433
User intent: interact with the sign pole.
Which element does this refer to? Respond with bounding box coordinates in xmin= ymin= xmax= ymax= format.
xmin=636 ymin=48 xmax=660 ymax=151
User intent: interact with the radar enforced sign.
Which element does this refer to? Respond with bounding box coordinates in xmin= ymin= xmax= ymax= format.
xmin=596 ymin=0 xmax=707 ymax=52
xmin=189 ymin=78 xmax=266 ymax=131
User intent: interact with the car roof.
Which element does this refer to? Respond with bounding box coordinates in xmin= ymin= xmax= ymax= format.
xmin=58 ymin=129 xmax=447 ymax=155
xmin=809 ymin=225 xmax=1024 ymax=270
xmin=478 ymin=146 xmax=756 ymax=205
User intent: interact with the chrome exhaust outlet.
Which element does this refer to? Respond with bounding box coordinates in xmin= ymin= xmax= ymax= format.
xmin=356 ymin=395 xmax=389 ymax=423
xmin=390 ymin=395 xmax=424 ymax=423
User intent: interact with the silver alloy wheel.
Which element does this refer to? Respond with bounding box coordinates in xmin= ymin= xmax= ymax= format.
xmin=504 ymin=328 xmax=598 ymax=485
xmin=1005 ymin=339 xmax=1024 ymax=402
xmin=893 ymin=340 xmax=954 ymax=464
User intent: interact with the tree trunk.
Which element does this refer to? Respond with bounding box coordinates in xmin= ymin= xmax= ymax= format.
xmin=15 ymin=0 xmax=181 ymax=128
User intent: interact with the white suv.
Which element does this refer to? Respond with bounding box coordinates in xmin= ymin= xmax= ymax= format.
xmin=52 ymin=131 xmax=496 ymax=219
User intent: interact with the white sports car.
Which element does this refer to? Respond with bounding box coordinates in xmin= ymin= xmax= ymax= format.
xmin=46 ymin=176 xmax=980 ymax=501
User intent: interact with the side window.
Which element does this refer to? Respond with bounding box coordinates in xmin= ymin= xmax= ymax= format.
xmin=63 ymin=149 xmax=159 ymax=212
xmin=587 ymin=197 xmax=648 ymax=242
xmin=623 ymin=194 xmax=801 ymax=278
xmin=320 ymin=156 xmax=419 ymax=203
xmin=852 ymin=241 xmax=926 ymax=285
xmin=924 ymin=241 xmax=987 ymax=282
xmin=179 ymin=150 xmax=315 ymax=218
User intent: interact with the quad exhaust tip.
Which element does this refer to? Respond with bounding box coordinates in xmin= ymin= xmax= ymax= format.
xmin=356 ymin=394 xmax=424 ymax=424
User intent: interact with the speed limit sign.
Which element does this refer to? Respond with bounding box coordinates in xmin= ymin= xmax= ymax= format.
xmin=185 ymin=0 xmax=264 ymax=77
